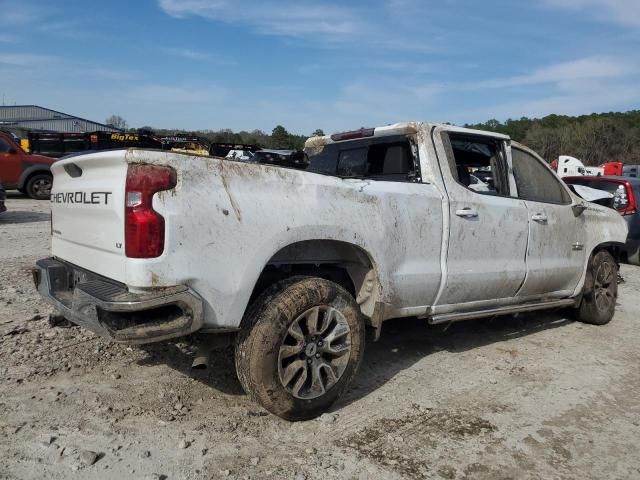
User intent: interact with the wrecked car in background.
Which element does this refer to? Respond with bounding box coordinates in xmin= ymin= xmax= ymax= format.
xmin=252 ymin=149 xmax=309 ymax=169
xmin=34 ymin=122 xmax=627 ymax=420
xmin=564 ymin=176 xmax=640 ymax=265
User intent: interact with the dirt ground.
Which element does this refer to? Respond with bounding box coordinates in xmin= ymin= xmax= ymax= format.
xmin=1 ymin=194 xmax=640 ymax=480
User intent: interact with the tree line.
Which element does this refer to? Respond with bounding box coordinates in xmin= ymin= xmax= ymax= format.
xmin=134 ymin=124 xmax=323 ymax=151
xmin=465 ymin=110 xmax=640 ymax=166
xmin=112 ymin=109 xmax=640 ymax=165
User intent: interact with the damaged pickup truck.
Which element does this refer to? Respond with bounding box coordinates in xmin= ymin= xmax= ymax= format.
xmin=34 ymin=122 xmax=627 ymax=420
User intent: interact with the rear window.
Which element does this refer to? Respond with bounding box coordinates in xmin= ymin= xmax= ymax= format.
xmin=306 ymin=135 xmax=416 ymax=182
xmin=336 ymin=147 xmax=368 ymax=177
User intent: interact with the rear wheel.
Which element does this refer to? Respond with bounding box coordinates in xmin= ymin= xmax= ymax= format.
xmin=574 ymin=250 xmax=618 ymax=325
xmin=25 ymin=173 xmax=53 ymax=200
xmin=235 ymin=277 xmax=365 ymax=421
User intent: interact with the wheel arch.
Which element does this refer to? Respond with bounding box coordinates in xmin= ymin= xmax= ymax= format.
xmin=249 ymin=239 xmax=381 ymax=320
xmin=574 ymin=241 xmax=624 ymax=299
xmin=592 ymin=241 xmax=625 ymax=264
xmin=18 ymin=164 xmax=52 ymax=190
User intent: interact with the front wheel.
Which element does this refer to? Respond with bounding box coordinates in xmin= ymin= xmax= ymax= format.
xmin=25 ymin=173 xmax=53 ymax=200
xmin=574 ymin=250 xmax=618 ymax=325
xmin=235 ymin=277 xmax=365 ymax=421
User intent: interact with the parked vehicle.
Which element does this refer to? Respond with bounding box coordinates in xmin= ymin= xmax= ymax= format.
xmin=564 ymin=176 xmax=640 ymax=265
xmin=210 ymin=143 xmax=261 ymax=158
xmin=555 ymin=155 xmax=604 ymax=178
xmin=168 ymin=142 xmax=209 ymax=156
xmin=253 ymin=149 xmax=309 ymax=169
xmin=26 ymin=131 xmax=163 ymax=158
xmin=623 ymin=165 xmax=639 ymax=178
xmin=34 ymin=122 xmax=627 ymax=420
xmin=0 ymin=130 xmax=56 ymax=199
xmin=601 ymin=162 xmax=624 ymax=177
xmin=0 ymin=183 xmax=6 ymax=214
xmin=27 ymin=132 xmax=90 ymax=158
xmin=160 ymin=135 xmax=210 ymax=156
xmin=225 ymin=149 xmax=255 ymax=161
xmin=92 ymin=131 xmax=163 ymax=151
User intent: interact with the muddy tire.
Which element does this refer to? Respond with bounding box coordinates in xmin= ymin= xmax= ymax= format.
xmin=574 ymin=250 xmax=618 ymax=325
xmin=235 ymin=277 xmax=365 ymax=421
xmin=25 ymin=173 xmax=53 ymax=200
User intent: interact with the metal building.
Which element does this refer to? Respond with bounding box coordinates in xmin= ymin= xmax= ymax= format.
xmin=0 ymin=105 xmax=122 ymax=132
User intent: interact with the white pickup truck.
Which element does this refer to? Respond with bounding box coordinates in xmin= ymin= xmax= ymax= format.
xmin=35 ymin=122 xmax=627 ymax=420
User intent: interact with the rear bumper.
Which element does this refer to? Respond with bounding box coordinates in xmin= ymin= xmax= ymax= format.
xmin=34 ymin=257 xmax=204 ymax=344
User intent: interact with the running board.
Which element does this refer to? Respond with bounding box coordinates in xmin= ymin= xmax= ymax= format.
xmin=428 ymin=299 xmax=577 ymax=325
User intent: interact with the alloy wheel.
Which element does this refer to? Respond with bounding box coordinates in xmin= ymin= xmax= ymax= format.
xmin=278 ymin=305 xmax=351 ymax=400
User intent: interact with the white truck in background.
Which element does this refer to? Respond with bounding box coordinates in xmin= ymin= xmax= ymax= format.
xmin=35 ymin=122 xmax=627 ymax=420
xmin=556 ymin=155 xmax=604 ymax=178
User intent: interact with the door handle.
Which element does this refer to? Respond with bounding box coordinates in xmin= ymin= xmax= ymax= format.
xmin=532 ymin=213 xmax=548 ymax=223
xmin=455 ymin=208 xmax=478 ymax=218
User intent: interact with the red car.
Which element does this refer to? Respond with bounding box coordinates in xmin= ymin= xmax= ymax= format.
xmin=0 ymin=130 xmax=56 ymax=199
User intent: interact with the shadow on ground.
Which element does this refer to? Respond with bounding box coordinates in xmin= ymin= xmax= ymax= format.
xmin=136 ymin=338 xmax=245 ymax=396
xmin=134 ymin=310 xmax=574 ymax=409
xmin=337 ymin=310 xmax=573 ymax=409
xmin=0 ymin=210 xmax=50 ymax=224
xmin=6 ymin=191 xmax=33 ymax=200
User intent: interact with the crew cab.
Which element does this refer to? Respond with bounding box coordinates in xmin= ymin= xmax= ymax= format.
xmin=34 ymin=122 xmax=627 ymax=420
xmin=0 ymin=130 xmax=56 ymax=199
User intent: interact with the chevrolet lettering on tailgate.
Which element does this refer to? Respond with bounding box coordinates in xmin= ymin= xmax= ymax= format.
xmin=50 ymin=191 xmax=112 ymax=205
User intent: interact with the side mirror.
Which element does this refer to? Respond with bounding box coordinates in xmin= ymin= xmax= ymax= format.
xmin=572 ymin=202 xmax=588 ymax=217
xmin=7 ymin=147 xmax=17 ymax=154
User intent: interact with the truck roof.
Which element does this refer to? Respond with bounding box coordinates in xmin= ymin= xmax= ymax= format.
xmin=304 ymin=121 xmax=510 ymax=150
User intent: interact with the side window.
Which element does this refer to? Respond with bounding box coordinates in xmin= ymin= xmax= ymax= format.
xmin=0 ymin=138 xmax=12 ymax=153
xmin=445 ymin=133 xmax=510 ymax=196
xmin=511 ymin=147 xmax=571 ymax=204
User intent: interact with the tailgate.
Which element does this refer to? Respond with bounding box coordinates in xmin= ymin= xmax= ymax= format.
xmin=50 ymin=151 xmax=128 ymax=283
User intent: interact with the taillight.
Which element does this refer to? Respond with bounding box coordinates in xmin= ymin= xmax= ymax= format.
xmin=614 ymin=183 xmax=637 ymax=216
xmin=125 ymin=165 xmax=176 ymax=258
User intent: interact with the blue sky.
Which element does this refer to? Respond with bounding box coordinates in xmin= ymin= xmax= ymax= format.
xmin=1 ymin=0 xmax=639 ymax=134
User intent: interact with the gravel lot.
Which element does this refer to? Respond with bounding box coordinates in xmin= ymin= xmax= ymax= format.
xmin=1 ymin=194 xmax=640 ymax=480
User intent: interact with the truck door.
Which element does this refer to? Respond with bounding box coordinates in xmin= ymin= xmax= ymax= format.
xmin=431 ymin=127 xmax=528 ymax=308
xmin=510 ymin=146 xmax=587 ymax=297
xmin=0 ymin=135 xmax=23 ymax=187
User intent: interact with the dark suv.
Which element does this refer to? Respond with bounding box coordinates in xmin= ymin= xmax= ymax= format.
xmin=0 ymin=131 xmax=57 ymax=199
xmin=564 ymin=176 xmax=640 ymax=265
